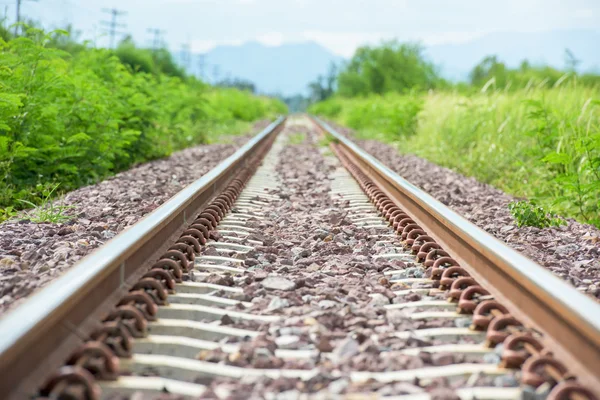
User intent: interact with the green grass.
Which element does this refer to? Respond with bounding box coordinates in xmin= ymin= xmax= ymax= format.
xmin=310 ymin=82 xmax=600 ymax=227
xmin=317 ymin=133 xmax=337 ymax=148
xmin=288 ymin=132 xmax=306 ymax=145
xmin=18 ymin=184 xmax=73 ymax=223
xmin=203 ymin=120 xmax=252 ymax=145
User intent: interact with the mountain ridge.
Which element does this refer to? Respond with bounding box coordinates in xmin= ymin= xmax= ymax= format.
xmin=200 ymin=41 xmax=343 ymax=96
xmin=198 ymin=29 xmax=600 ymax=95
xmin=426 ymin=29 xmax=600 ymax=80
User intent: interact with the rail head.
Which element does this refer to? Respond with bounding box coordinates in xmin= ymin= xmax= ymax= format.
xmin=0 ymin=116 xmax=285 ymax=399
xmin=312 ymin=116 xmax=600 ymax=392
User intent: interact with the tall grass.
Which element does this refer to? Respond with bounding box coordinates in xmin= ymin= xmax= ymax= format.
xmin=310 ymin=83 xmax=600 ymax=227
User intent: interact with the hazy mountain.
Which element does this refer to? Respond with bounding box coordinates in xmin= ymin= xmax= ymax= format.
xmin=201 ymin=30 xmax=599 ymax=95
xmin=201 ymin=41 xmax=343 ymax=96
xmin=427 ymin=29 xmax=600 ymax=81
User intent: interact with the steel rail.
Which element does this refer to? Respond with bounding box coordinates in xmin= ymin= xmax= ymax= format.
xmin=312 ymin=116 xmax=600 ymax=394
xmin=0 ymin=116 xmax=285 ymax=399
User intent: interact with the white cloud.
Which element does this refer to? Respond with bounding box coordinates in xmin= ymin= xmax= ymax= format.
xmin=189 ymin=29 xmax=490 ymax=59
xmin=300 ymin=30 xmax=495 ymax=57
xmin=300 ymin=31 xmax=388 ymax=57
xmin=191 ymin=32 xmax=286 ymax=53
xmin=573 ymin=8 xmax=595 ymax=19
xmin=191 ymin=39 xmax=244 ymax=53
xmin=420 ymin=31 xmax=487 ymax=46
xmin=256 ymin=32 xmax=286 ymax=46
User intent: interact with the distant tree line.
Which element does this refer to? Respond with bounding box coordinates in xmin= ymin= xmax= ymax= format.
xmin=215 ymin=78 xmax=257 ymax=93
xmin=468 ymin=52 xmax=600 ymax=90
xmin=1 ymin=22 xmax=187 ymax=79
xmin=307 ymin=41 xmax=600 ymax=102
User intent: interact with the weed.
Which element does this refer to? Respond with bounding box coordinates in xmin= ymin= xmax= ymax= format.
xmin=288 ymin=133 xmax=306 ymax=145
xmin=317 ymin=133 xmax=337 ymax=148
xmin=18 ymin=184 xmax=73 ymax=223
xmin=0 ymin=206 xmax=17 ymax=221
xmin=508 ymin=200 xmax=565 ymax=228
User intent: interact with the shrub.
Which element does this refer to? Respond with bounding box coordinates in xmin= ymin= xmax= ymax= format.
xmin=309 ymin=94 xmax=423 ymax=142
xmin=0 ymin=27 xmax=286 ymax=220
xmin=508 ymin=200 xmax=565 ymax=228
xmin=337 ymin=41 xmax=443 ymax=96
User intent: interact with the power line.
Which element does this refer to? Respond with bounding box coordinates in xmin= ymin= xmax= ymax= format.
xmin=147 ymin=27 xmax=165 ymax=51
xmin=100 ymin=7 xmax=126 ymax=49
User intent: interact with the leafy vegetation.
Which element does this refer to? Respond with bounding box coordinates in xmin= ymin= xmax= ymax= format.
xmin=508 ymin=200 xmax=565 ymax=228
xmin=310 ymin=47 xmax=600 ymax=227
xmin=337 ymin=42 xmax=445 ymax=97
xmin=317 ymin=132 xmax=338 ymax=149
xmin=466 ymin=55 xmax=600 ymax=92
xmin=287 ymin=133 xmax=306 ymax=145
xmin=0 ymin=27 xmax=286 ymax=221
xmin=311 ymin=94 xmax=423 ymax=141
xmin=309 ymin=63 xmax=337 ymax=102
xmin=114 ymin=37 xmax=184 ymax=79
xmin=216 ymin=77 xmax=257 ymax=93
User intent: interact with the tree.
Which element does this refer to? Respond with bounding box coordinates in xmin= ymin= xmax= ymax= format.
xmin=114 ymin=36 xmax=185 ymax=78
xmin=470 ymin=55 xmax=568 ymax=90
xmin=469 ymin=55 xmax=508 ymax=87
xmin=336 ymin=41 xmax=442 ymax=97
xmin=217 ymin=78 xmax=256 ymax=93
xmin=309 ymin=62 xmax=337 ymax=102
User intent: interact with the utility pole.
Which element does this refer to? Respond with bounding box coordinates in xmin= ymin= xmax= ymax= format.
xmin=14 ymin=0 xmax=38 ymax=36
xmin=212 ymin=65 xmax=220 ymax=84
xmin=180 ymin=41 xmax=191 ymax=71
xmin=100 ymin=8 xmax=127 ymax=49
xmin=197 ymin=55 xmax=206 ymax=79
xmin=147 ymin=28 xmax=165 ymax=51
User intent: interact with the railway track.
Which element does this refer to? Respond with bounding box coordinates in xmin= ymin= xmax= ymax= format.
xmin=0 ymin=116 xmax=598 ymax=399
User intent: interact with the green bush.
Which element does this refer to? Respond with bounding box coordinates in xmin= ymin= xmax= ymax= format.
xmin=337 ymin=41 xmax=445 ymax=97
xmin=469 ymin=56 xmax=600 ymax=92
xmin=309 ymin=94 xmax=423 ymax=142
xmin=115 ymin=37 xmax=185 ymax=79
xmin=309 ymin=98 xmax=342 ymax=118
xmin=0 ymin=27 xmax=286 ymax=219
xmin=115 ymin=39 xmax=156 ymax=75
xmin=508 ymin=200 xmax=565 ymax=228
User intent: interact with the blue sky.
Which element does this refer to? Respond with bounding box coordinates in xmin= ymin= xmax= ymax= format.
xmin=2 ymin=0 xmax=598 ymax=56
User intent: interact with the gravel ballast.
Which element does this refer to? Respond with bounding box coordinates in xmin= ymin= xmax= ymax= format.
xmin=326 ymin=121 xmax=600 ymax=299
xmin=116 ymin=117 xmax=521 ymax=399
xmin=0 ymin=122 xmax=270 ymax=314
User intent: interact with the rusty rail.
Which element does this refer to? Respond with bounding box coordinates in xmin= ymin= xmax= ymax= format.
xmin=0 ymin=117 xmax=285 ymax=400
xmin=312 ymin=116 xmax=600 ymax=395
